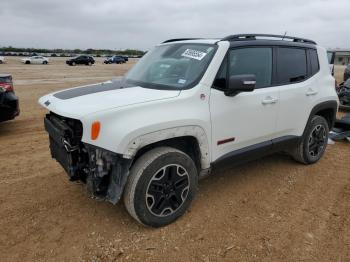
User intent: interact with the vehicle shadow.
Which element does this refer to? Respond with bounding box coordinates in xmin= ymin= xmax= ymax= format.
xmin=89 ymin=152 xmax=298 ymax=228
xmin=0 ymin=120 xmax=17 ymax=136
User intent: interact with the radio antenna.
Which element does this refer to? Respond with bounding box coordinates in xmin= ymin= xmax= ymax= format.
xmin=282 ymin=31 xmax=287 ymax=40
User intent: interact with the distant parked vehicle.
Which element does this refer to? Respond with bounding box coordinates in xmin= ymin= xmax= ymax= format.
xmin=66 ymin=55 xmax=95 ymax=66
xmin=0 ymin=56 xmax=5 ymax=64
xmin=120 ymin=55 xmax=128 ymax=62
xmin=0 ymin=74 xmax=19 ymax=122
xmin=21 ymin=56 xmax=49 ymax=64
xmin=104 ymin=55 xmax=126 ymax=64
xmin=344 ymin=64 xmax=350 ymax=82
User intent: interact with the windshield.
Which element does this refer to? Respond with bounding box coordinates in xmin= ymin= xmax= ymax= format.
xmin=125 ymin=43 xmax=217 ymax=90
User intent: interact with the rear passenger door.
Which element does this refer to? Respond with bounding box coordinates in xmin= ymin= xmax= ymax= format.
xmin=275 ymin=47 xmax=320 ymax=137
xmin=210 ymin=47 xmax=280 ymax=161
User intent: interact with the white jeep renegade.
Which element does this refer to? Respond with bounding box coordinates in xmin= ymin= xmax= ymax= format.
xmin=39 ymin=34 xmax=338 ymax=227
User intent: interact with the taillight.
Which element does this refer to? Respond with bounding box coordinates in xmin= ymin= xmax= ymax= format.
xmin=0 ymin=82 xmax=13 ymax=92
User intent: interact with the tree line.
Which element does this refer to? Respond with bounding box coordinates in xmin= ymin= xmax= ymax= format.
xmin=0 ymin=46 xmax=145 ymax=56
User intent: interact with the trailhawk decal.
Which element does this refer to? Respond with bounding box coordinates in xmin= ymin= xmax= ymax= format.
xmin=181 ymin=49 xmax=207 ymax=61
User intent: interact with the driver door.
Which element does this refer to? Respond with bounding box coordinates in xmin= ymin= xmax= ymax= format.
xmin=37 ymin=57 xmax=43 ymax=64
xmin=210 ymin=47 xmax=279 ymax=161
xmin=77 ymin=56 xmax=84 ymax=64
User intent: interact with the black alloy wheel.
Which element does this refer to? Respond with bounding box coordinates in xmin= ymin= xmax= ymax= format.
xmin=146 ymin=164 xmax=190 ymax=217
xmin=307 ymin=124 xmax=327 ymax=158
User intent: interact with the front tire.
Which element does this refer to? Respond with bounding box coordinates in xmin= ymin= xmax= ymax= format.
xmin=123 ymin=147 xmax=198 ymax=227
xmin=25 ymin=61 xmax=30 ymax=64
xmin=292 ymin=115 xmax=329 ymax=164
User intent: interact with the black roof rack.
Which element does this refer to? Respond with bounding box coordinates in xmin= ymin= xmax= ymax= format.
xmin=221 ymin=34 xmax=316 ymax=45
xmin=162 ymin=38 xmax=201 ymax=43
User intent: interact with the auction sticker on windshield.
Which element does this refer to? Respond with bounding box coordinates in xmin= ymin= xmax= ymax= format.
xmin=181 ymin=49 xmax=207 ymax=61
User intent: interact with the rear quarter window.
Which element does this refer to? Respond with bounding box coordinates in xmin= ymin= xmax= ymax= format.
xmin=309 ymin=49 xmax=320 ymax=76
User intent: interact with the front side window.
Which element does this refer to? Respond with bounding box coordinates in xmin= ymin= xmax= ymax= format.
xmin=212 ymin=57 xmax=227 ymax=91
xmin=228 ymin=47 xmax=272 ymax=88
xmin=213 ymin=47 xmax=273 ymax=90
xmin=125 ymin=43 xmax=217 ymax=90
xmin=277 ymin=48 xmax=307 ymax=84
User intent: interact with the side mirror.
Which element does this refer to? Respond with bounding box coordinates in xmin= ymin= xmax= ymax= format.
xmin=224 ymin=74 xmax=256 ymax=96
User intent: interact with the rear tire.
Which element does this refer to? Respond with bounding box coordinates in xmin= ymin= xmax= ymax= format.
xmin=25 ymin=61 xmax=30 ymax=64
xmin=43 ymin=61 xmax=48 ymax=64
xmin=292 ymin=115 xmax=329 ymax=164
xmin=123 ymin=147 xmax=198 ymax=227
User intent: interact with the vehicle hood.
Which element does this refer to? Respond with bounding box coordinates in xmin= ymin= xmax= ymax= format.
xmin=38 ymin=78 xmax=180 ymax=119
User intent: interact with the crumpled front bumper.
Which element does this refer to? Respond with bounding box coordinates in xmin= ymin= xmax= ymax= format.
xmin=44 ymin=113 xmax=132 ymax=204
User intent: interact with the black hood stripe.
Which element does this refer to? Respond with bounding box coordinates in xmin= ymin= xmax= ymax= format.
xmin=53 ymin=78 xmax=132 ymax=100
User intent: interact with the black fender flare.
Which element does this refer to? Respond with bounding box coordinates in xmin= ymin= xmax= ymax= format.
xmin=305 ymin=100 xmax=338 ymax=132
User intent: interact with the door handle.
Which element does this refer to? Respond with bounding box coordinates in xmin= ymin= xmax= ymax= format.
xmin=306 ymin=89 xmax=318 ymax=96
xmin=262 ymin=96 xmax=278 ymax=105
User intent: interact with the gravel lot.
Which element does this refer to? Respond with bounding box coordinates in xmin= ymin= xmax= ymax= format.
xmin=0 ymin=57 xmax=349 ymax=261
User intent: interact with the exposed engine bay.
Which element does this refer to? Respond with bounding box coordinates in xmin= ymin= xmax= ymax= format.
xmin=44 ymin=113 xmax=131 ymax=204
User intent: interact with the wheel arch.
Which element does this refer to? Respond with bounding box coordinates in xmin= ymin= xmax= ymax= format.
xmin=307 ymin=100 xmax=338 ymax=130
xmin=123 ymin=126 xmax=211 ymax=171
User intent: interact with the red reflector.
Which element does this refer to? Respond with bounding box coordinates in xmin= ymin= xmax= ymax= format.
xmin=217 ymin=137 xmax=235 ymax=145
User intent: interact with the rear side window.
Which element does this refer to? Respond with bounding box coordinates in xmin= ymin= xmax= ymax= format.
xmin=228 ymin=47 xmax=272 ymax=88
xmin=309 ymin=49 xmax=320 ymax=76
xmin=277 ymin=48 xmax=307 ymax=84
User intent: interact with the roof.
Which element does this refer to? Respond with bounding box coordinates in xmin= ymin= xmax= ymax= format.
xmin=160 ymin=34 xmax=317 ymax=48
xmin=159 ymin=39 xmax=219 ymax=46
xmin=0 ymin=74 xmax=11 ymax=78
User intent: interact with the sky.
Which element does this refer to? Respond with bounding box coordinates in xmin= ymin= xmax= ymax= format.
xmin=1 ymin=0 xmax=349 ymax=51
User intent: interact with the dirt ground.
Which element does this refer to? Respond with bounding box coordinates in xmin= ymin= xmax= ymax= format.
xmin=0 ymin=57 xmax=349 ymax=262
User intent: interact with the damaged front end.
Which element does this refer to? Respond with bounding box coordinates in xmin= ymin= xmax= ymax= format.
xmin=44 ymin=113 xmax=131 ymax=204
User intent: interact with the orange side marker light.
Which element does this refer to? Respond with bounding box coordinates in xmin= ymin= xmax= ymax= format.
xmin=91 ymin=121 xmax=101 ymax=140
